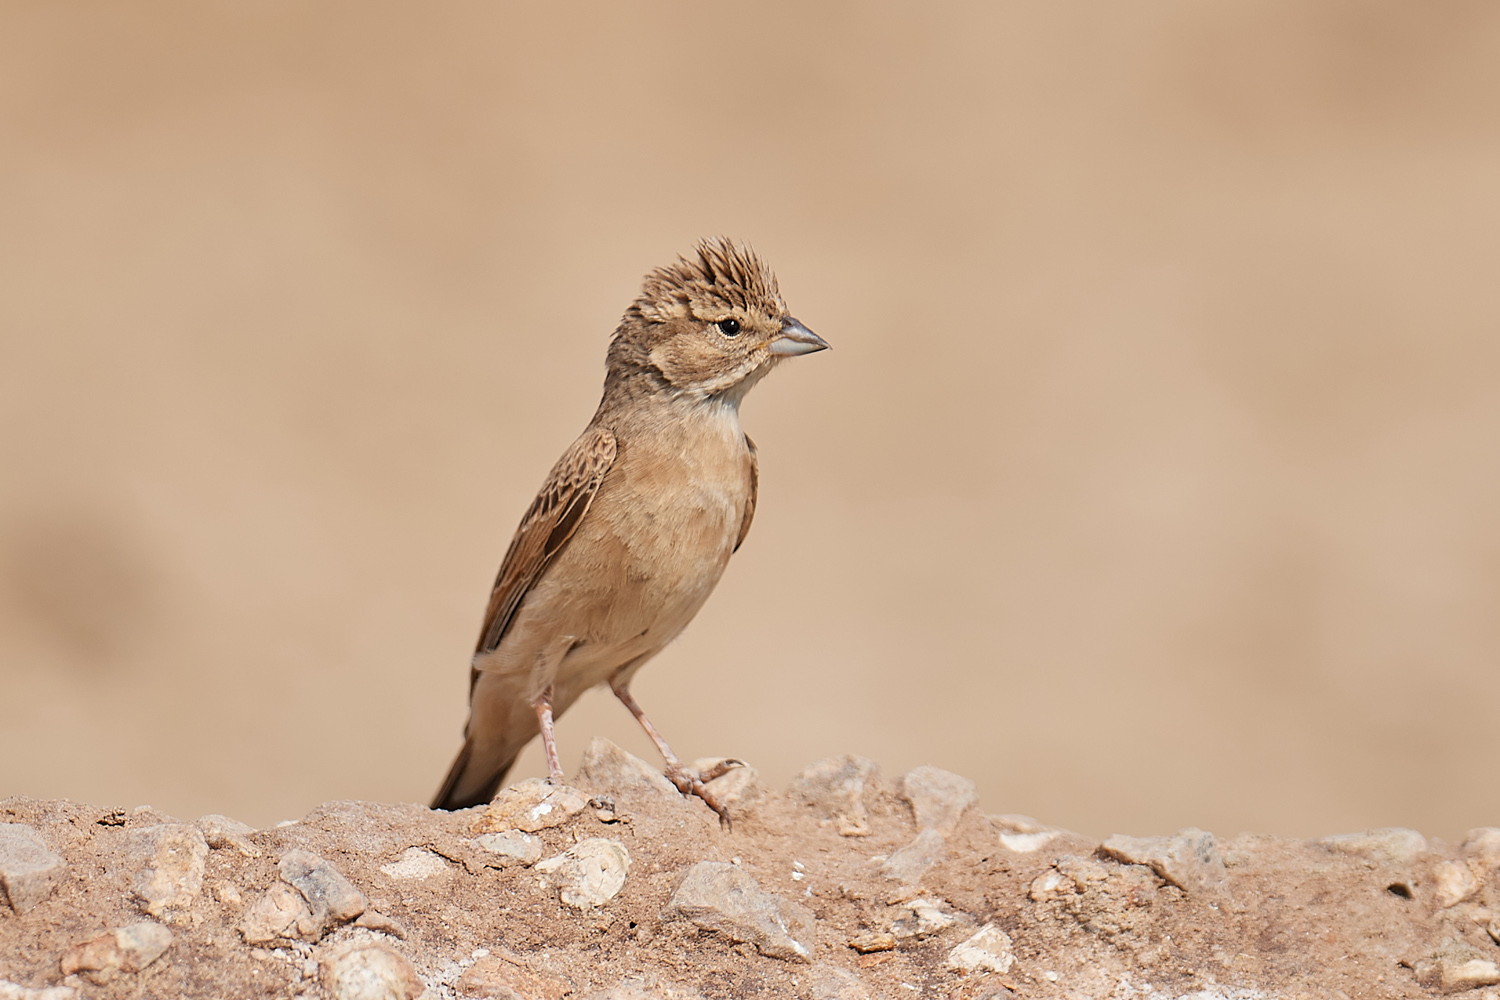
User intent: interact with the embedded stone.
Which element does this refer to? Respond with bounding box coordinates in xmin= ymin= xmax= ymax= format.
xmin=1101 ymin=828 xmax=1226 ymax=893
xmin=1434 ymin=859 xmax=1479 ymax=908
xmin=379 ymin=848 xmax=449 ymax=880
xmin=473 ymin=778 xmax=589 ymax=834
xmin=279 ymin=849 xmax=368 ymax=935
xmin=575 ymin=738 xmax=678 ymax=807
xmin=0 ymin=823 xmax=66 ymax=914
xmin=535 ymin=838 xmax=631 ymax=908
xmin=802 ymin=963 xmax=875 ymax=1000
xmin=125 ymin=825 xmax=209 ymax=923
xmin=457 ymin=952 xmax=571 ymax=1000
xmin=239 ymin=883 xmax=312 ymax=943
xmin=1318 ymin=828 xmax=1427 ymax=865
xmin=322 ymin=942 xmax=427 ymax=1000
xmin=848 ymin=931 xmax=896 ymax=953
xmin=59 ymin=921 xmax=173 ymax=983
xmin=195 ymin=815 xmax=260 ymax=858
xmin=946 ymin=924 xmax=1015 ymax=974
xmin=473 ymin=830 xmax=543 ymax=867
xmin=1416 ymin=939 xmax=1500 ymax=993
xmin=879 ymin=828 xmax=947 ymax=887
xmin=664 ymin=861 xmax=816 ymax=962
xmin=899 ymin=765 xmax=976 ymax=835
xmin=889 ymin=896 xmax=959 ymax=938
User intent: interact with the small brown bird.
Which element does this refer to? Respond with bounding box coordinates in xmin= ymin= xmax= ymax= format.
xmin=432 ymin=239 xmax=828 ymax=819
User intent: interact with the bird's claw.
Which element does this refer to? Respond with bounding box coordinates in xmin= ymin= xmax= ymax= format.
xmin=664 ymin=759 xmax=746 ymax=830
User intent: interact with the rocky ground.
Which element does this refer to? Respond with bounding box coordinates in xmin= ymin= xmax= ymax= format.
xmin=3 ymin=742 xmax=1500 ymax=1000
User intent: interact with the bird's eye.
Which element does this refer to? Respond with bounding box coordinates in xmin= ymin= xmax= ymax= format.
xmin=716 ymin=318 xmax=740 ymax=337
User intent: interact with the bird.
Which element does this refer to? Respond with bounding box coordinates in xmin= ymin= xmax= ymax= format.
xmin=431 ymin=238 xmax=829 ymax=822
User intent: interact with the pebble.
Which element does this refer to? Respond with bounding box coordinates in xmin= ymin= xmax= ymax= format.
xmin=664 ymin=861 xmax=817 ymax=962
xmin=195 ymin=815 xmax=261 ymax=858
xmin=848 ymin=931 xmax=896 ymax=953
xmin=473 ymin=778 xmax=590 ymax=834
xmin=279 ymin=849 xmax=368 ymax=933
xmin=879 ymin=828 xmax=947 ymax=887
xmin=457 ymin=952 xmax=571 ymax=1000
xmin=789 ymin=755 xmax=882 ymax=837
xmin=1100 ymin=828 xmax=1227 ymax=893
xmin=0 ymin=823 xmax=67 ymax=914
xmin=945 ymin=923 xmax=1015 ymax=974
xmin=473 ymin=830 xmax=543 ymax=867
xmin=59 ymin=921 xmax=174 ymax=983
xmin=802 ymin=963 xmax=874 ymax=1000
xmin=576 ymin=737 xmax=679 ymax=806
xmin=535 ymin=838 xmax=631 ymax=908
xmin=322 ymin=942 xmax=428 ymax=1000
xmin=1318 ymin=828 xmax=1428 ymax=865
xmin=899 ymin=766 xmax=976 ymax=835
xmin=0 ymin=982 xmax=77 ymax=1000
xmin=379 ymin=848 xmax=450 ymax=880
xmin=1434 ymin=859 xmax=1480 ymax=908
xmin=889 ymin=896 xmax=959 ymax=938
xmin=125 ymin=824 xmax=209 ymax=923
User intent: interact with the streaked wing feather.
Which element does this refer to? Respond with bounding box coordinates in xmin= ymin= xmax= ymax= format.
xmin=473 ymin=426 xmax=618 ymax=667
xmin=734 ymin=433 xmax=758 ymax=553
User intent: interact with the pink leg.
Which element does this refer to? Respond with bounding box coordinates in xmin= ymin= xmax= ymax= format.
xmin=609 ymin=675 xmax=744 ymax=828
xmin=531 ymin=685 xmax=564 ymax=781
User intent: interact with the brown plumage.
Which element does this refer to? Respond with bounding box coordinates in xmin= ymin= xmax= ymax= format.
xmin=432 ymin=239 xmax=828 ymax=819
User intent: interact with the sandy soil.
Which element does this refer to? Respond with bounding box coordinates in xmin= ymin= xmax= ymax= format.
xmin=3 ymin=746 xmax=1498 ymax=1000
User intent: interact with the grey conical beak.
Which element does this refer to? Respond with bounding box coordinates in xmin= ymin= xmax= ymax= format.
xmin=769 ymin=317 xmax=830 ymax=356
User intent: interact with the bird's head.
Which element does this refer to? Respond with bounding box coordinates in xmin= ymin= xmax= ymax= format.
xmin=607 ymin=238 xmax=829 ymax=405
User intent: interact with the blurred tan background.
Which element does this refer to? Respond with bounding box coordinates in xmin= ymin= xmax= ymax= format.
xmin=3 ymin=1 xmax=1499 ymax=842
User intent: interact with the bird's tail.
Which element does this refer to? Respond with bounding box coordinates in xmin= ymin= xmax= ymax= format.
xmin=430 ymin=737 xmax=517 ymax=811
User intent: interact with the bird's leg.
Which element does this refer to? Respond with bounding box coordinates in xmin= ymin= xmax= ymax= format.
xmin=531 ymin=685 xmax=564 ymax=782
xmin=609 ymin=676 xmax=744 ymax=827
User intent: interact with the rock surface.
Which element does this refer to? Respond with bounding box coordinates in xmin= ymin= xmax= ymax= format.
xmin=575 ymin=738 xmax=680 ymax=808
xmin=0 ymin=759 xmax=1495 ymax=999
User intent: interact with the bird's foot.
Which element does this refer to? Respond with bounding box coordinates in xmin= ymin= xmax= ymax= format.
xmin=663 ymin=758 xmax=746 ymax=830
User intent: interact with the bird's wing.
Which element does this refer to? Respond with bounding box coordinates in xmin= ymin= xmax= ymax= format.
xmin=733 ymin=433 xmax=758 ymax=553
xmin=473 ymin=425 xmax=618 ymax=661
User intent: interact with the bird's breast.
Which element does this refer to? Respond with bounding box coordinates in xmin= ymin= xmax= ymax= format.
xmin=550 ymin=408 xmax=751 ymax=643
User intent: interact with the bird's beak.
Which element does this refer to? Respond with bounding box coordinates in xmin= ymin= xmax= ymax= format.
xmin=769 ymin=317 xmax=830 ymax=356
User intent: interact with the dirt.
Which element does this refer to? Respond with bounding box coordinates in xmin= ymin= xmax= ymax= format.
xmin=2 ymin=751 xmax=1497 ymax=1000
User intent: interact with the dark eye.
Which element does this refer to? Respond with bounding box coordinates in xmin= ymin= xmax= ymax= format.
xmin=716 ymin=318 xmax=740 ymax=337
